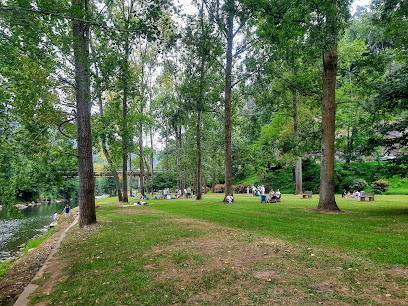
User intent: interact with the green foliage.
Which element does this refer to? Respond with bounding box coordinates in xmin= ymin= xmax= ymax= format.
xmin=0 ymin=261 xmax=13 ymax=278
xmin=145 ymin=171 xmax=177 ymax=191
xmin=261 ymin=169 xmax=295 ymax=194
xmin=384 ymin=175 xmax=408 ymax=195
xmin=302 ymin=161 xmax=321 ymax=193
xmin=95 ymin=178 xmax=116 ymax=196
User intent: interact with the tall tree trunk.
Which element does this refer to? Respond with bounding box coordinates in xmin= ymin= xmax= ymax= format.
xmin=121 ymin=45 xmax=130 ymax=203
xmin=192 ymin=170 xmax=196 ymax=195
xmin=165 ymin=132 xmax=169 ymax=171
xmin=293 ymin=91 xmax=303 ymax=195
xmin=318 ymin=43 xmax=340 ymax=211
xmin=223 ymin=8 xmax=234 ymax=201
xmin=72 ymin=0 xmax=96 ymax=227
xmin=196 ymin=111 xmax=202 ymax=200
xmin=212 ymin=170 xmax=216 ymax=192
xmin=143 ymin=156 xmax=150 ymax=193
xmin=178 ymin=127 xmax=182 ymax=188
xmin=122 ymin=118 xmax=128 ymax=202
xmin=175 ymin=127 xmax=180 ymax=189
xmin=139 ymin=123 xmax=144 ymax=196
xmin=129 ymin=152 xmax=132 ymax=197
xmin=150 ymin=127 xmax=154 ymax=175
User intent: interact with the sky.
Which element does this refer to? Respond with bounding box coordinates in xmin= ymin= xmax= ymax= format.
xmin=351 ymin=0 xmax=372 ymax=14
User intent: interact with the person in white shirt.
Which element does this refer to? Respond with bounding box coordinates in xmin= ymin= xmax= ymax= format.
xmin=226 ymin=194 xmax=234 ymax=204
xmin=275 ymin=189 xmax=281 ymax=199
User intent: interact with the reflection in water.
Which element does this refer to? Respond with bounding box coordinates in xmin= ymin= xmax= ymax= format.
xmin=0 ymin=199 xmax=78 ymax=260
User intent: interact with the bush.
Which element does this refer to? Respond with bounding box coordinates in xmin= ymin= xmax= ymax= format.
xmin=349 ymin=179 xmax=368 ymax=191
xmin=262 ymin=169 xmax=295 ymax=193
xmin=145 ymin=171 xmax=177 ymax=191
xmin=214 ymin=184 xmax=224 ymax=193
xmin=372 ymin=180 xmax=390 ymax=194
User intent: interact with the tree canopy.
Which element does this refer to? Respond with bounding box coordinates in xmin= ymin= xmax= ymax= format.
xmin=1 ymin=0 xmax=407 ymax=217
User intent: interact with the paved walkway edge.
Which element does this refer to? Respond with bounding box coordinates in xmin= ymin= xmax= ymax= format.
xmin=14 ymin=215 xmax=79 ymax=306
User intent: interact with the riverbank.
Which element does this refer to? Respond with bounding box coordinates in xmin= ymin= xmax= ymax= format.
xmin=0 ymin=212 xmax=77 ymax=305
xmin=13 ymin=198 xmax=74 ymax=210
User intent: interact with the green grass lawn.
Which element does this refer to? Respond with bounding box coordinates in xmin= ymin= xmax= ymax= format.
xmin=28 ymin=194 xmax=408 ymax=305
xmin=145 ymin=193 xmax=408 ymax=266
xmin=384 ymin=175 xmax=408 ymax=195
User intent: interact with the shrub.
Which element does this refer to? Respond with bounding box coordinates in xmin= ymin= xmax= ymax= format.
xmin=371 ymin=180 xmax=390 ymax=194
xmin=214 ymin=184 xmax=224 ymax=193
xmin=145 ymin=171 xmax=177 ymax=191
xmin=262 ymin=169 xmax=295 ymax=193
xmin=349 ymin=179 xmax=368 ymax=191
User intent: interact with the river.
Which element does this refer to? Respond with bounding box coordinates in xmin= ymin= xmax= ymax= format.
xmin=0 ymin=199 xmax=79 ymax=261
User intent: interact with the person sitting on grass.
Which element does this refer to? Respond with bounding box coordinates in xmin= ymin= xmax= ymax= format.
xmin=226 ymin=194 xmax=234 ymax=204
xmin=352 ymin=190 xmax=360 ymax=198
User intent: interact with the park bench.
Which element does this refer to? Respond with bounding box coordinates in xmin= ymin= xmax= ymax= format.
xmin=303 ymin=191 xmax=312 ymax=199
xmin=360 ymin=192 xmax=374 ymax=201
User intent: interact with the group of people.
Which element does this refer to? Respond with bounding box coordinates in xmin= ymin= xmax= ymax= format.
xmin=246 ymin=185 xmax=281 ymax=199
xmin=53 ymin=204 xmax=71 ymax=222
xmin=342 ymin=189 xmax=362 ymax=199
xmin=268 ymin=189 xmax=281 ymax=202
xmin=159 ymin=187 xmax=194 ymax=199
xmin=247 ymin=185 xmax=266 ymax=197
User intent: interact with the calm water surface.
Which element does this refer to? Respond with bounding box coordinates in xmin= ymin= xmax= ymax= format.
xmin=0 ymin=199 xmax=78 ymax=260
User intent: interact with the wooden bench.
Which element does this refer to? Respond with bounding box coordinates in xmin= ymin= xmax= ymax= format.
xmin=302 ymin=191 xmax=312 ymax=199
xmin=360 ymin=192 xmax=374 ymax=201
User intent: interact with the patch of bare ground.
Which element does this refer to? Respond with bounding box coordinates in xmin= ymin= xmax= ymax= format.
xmin=387 ymin=267 xmax=408 ymax=277
xmin=143 ymin=217 xmax=407 ymax=305
xmin=113 ymin=207 xmax=165 ymax=215
xmin=0 ymin=215 xmax=77 ymax=306
xmin=299 ymin=208 xmax=352 ymax=214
